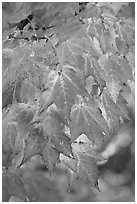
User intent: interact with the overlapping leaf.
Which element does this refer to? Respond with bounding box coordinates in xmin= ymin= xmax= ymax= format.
xmin=42 ymin=143 xmax=60 ymax=172
xmin=77 ymin=152 xmax=99 ymax=187
xmin=88 ymin=56 xmax=106 ymax=88
xmin=57 ymin=24 xmax=101 ymax=69
xmin=20 ymin=79 xmax=36 ymax=104
xmin=63 ymin=142 xmax=105 ymax=190
xmin=40 ymin=65 xmax=89 ymax=115
xmin=115 ymin=18 xmax=135 ymax=47
xmin=100 ymin=27 xmax=117 ymax=54
xmin=73 ymin=142 xmax=106 ymax=162
xmin=11 ymin=132 xmax=25 ymax=168
xmin=11 ymin=103 xmax=36 ymax=136
xmin=41 ymin=104 xmax=67 ymax=138
xmin=102 ymin=90 xmax=130 ymax=131
xmin=70 ymin=99 xmax=109 ymax=149
xmin=23 ymin=125 xmax=47 ymax=162
xmin=2 ymin=103 xmax=37 ymax=167
xmin=51 ymin=132 xmax=73 ymax=158
xmin=101 ymin=54 xmax=134 ymax=101
xmin=60 ymin=154 xmax=78 ymax=172
xmin=2 ymin=44 xmax=31 ymax=91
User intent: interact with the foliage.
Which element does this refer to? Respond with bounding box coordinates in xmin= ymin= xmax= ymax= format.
xmin=2 ymin=2 xmax=135 ymax=202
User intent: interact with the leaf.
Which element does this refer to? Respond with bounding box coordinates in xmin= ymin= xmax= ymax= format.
xmin=51 ymin=132 xmax=73 ymax=158
xmin=115 ymin=37 xmax=127 ymax=54
xmin=72 ymin=142 xmax=106 ymax=162
xmin=3 ymin=104 xmax=37 ymax=167
xmin=2 ymin=43 xmax=31 ymax=91
xmin=9 ymin=195 xmax=25 ymax=202
xmin=40 ymin=65 xmax=89 ymax=115
xmin=20 ymin=79 xmax=36 ymax=104
xmin=92 ymin=37 xmax=102 ymax=54
xmin=88 ymin=56 xmax=106 ymax=88
xmin=3 ymin=111 xmax=14 ymax=167
xmin=106 ymin=73 xmax=121 ymax=103
xmin=87 ymin=18 xmax=104 ymax=41
xmin=2 ymin=168 xmax=26 ymax=202
xmin=24 ymin=126 xmax=47 ymax=162
xmin=7 ymin=122 xmax=18 ymax=149
xmin=42 ymin=144 xmax=60 ymax=172
xmin=102 ymin=90 xmax=130 ymax=131
xmin=2 ymin=83 xmax=14 ymax=109
xmin=41 ymin=105 xmax=65 ymax=138
xmin=70 ymin=99 xmax=109 ymax=149
xmin=60 ymin=154 xmax=78 ymax=172
xmin=102 ymin=54 xmax=134 ymax=101
xmin=115 ymin=18 xmax=135 ymax=47
xmin=126 ymin=46 xmax=135 ymax=73
xmin=11 ymin=133 xmax=25 ymax=168
xmin=76 ymin=152 xmax=99 ymax=189
xmin=11 ymin=103 xmax=36 ymax=135
xmin=97 ymin=2 xmax=128 ymax=14
xmin=57 ymin=40 xmax=84 ymax=69
xmin=57 ymin=25 xmax=101 ymax=68
xmin=100 ymin=28 xmax=117 ymax=54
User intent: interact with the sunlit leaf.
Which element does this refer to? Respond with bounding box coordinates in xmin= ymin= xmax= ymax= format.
xmin=76 ymin=152 xmax=99 ymax=189
xmin=40 ymin=65 xmax=89 ymax=115
xmin=102 ymin=54 xmax=134 ymax=101
xmin=102 ymin=90 xmax=130 ymax=131
xmin=51 ymin=132 xmax=73 ymax=158
xmin=70 ymin=99 xmax=109 ymax=149
xmin=60 ymin=154 xmax=78 ymax=172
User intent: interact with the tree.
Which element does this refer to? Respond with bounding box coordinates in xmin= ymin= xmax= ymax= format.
xmin=2 ymin=2 xmax=135 ymax=202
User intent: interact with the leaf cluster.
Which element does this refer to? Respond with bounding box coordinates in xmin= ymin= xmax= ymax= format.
xmin=2 ymin=2 xmax=134 ymax=201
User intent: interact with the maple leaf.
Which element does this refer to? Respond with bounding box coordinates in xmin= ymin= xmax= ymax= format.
xmin=75 ymin=152 xmax=99 ymax=190
xmin=42 ymin=143 xmax=60 ymax=173
xmin=57 ymin=40 xmax=84 ymax=69
xmin=73 ymin=142 xmax=106 ymax=163
xmin=126 ymin=46 xmax=135 ymax=73
xmin=100 ymin=27 xmax=117 ymax=54
xmin=41 ymin=104 xmax=67 ymax=138
xmin=69 ymin=142 xmax=104 ymax=190
xmin=23 ymin=125 xmax=47 ymax=162
xmin=2 ymin=84 xmax=14 ymax=109
xmin=102 ymin=90 xmax=130 ymax=131
xmin=40 ymin=65 xmax=89 ymax=115
xmin=2 ymin=104 xmax=38 ymax=168
xmin=97 ymin=2 xmax=128 ymax=14
xmin=51 ymin=132 xmax=73 ymax=158
xmin=115 ymin=18 xmax=135 ymax=47
xmin=60 ymin=154 xmax=78 ymax=172
xmin=11 ymin=103 xmax=36 ymax=136
xmin=57 ymin=24 xmax=101 ymax=68
xmin=101 ymin=54 xmax=134 ymax=101
xmin=10 ymin=132 xmax=25 ymax=168
xmin=7 ymin=122 xmax=18 ymax=149
xmin=32 ymin=2 xmax=79 ymax=33
xmin=70 ymin=99 xmax=109 ymax=149
xmin=2 ymin=44 xmax=31 ymax=91
xmin=20 ymin=79 xmax=36 ymax=104
xmin=88 ymin=56 xmax=106 ymax=89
